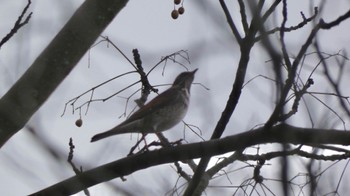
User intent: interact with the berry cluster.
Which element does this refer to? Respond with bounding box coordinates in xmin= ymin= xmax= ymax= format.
xmin=171 ymin=0 xmax=185 ymax=20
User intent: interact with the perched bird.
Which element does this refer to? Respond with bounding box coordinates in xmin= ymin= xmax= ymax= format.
xmin=91 ymin=69 xmax=198 ymax=142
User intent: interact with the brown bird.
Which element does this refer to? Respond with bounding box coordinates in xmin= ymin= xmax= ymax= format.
xmin=91 ymin=69 xmax=197 ymax=142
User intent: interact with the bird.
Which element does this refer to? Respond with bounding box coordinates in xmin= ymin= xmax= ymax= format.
xmin=91 ymin=69 xmax=198 ymax=142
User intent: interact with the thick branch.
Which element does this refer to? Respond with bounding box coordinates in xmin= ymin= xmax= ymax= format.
xmin=29 ymin=124 xmax=350 ymax=195
xmin=0 ymin=0 xmax=128 ymax=147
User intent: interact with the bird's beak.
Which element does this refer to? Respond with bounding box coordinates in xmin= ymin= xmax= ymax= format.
xmin=191 ymin=68 xmax=198 ymax=75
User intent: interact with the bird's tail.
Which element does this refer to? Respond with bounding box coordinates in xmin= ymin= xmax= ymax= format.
xmin=91 ymin=131 xmax=115 ymax=142
xmin=91 ymin=127 xmax=133 ymax=142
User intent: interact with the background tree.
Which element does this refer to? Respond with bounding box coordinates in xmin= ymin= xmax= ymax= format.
xmin=1 ymin=0 xmax=350 ymax=195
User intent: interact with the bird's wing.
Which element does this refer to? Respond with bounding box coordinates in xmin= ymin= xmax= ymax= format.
xmin=118 ymin=88 xmax=178 ymax=126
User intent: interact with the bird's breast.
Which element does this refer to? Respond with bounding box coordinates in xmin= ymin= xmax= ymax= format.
xmin=151 ymin=95 xmax=189 ymax=132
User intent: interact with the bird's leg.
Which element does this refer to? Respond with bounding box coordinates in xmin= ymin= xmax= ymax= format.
xmin=156 ymin=132 xmax=183 ymax=147
xmin=156 ymin=132 xmax=171 ymax=147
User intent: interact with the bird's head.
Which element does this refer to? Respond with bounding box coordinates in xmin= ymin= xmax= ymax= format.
xmin=172 ymin=69 xmax=198 ymax=90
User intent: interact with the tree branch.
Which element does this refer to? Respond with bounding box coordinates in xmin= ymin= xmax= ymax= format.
xmin=265 ymin=8 xmax=350 ymax=128
xmin=184 ymin=1 xmax=280 ymax=194
xmin=0 ymin=0 xmax=32 ymax=49
xmin=29 ymin=124 xmax=350 ymax=195
xmin=0 ymin=0 xmax=129 ymax=147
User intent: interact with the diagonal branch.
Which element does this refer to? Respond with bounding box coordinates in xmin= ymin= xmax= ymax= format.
xmin=219 ymin=0 xmax=242 ymax=45
xmin=0 ymin=0 xmax=129 ymax=147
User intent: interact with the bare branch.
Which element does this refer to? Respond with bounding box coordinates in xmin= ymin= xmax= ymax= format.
xmin=218 ymin=0 xmax=242 ymax=45
xmin=0 ymin=0 xmax=32 ymax=49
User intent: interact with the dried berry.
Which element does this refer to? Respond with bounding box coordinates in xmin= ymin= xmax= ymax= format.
xmin=178 ymin=7 xmax=185 ymax=15
xmin=171 ymin=10 xmax=179 ymax=19
xmin=75 ymin=119 xmax=83 ymax=127
xmin=174 ymin=0 xmax=181 ymax=5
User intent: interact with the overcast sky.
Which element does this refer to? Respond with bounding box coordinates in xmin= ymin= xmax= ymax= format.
xmin=1 ymin=0 xmax=350 ymax=195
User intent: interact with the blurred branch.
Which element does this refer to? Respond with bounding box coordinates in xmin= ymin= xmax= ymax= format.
xmin=29 ymin=124 xmax=350 ymax=195
xmin=313 ymin=41 xmax=350 ymax=117
xmin=265 ymin=8 xmax=350 ymax=128
xmin=0 ymin=0 xmax=128 ymax=147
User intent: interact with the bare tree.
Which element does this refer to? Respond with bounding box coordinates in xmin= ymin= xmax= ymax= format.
xmin=2 ymin=0 xmax=350 ymax=195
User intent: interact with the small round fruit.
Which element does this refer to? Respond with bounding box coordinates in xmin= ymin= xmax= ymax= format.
xmin=75 ymin=119 xmax=83 ymax=127
xmin=174 ymin=0 xmax=181 ymax=5
xmin=171 ymin=10 xmax=179 ymax=19
xmin=178 ymin=7 xmax=185 ymax=15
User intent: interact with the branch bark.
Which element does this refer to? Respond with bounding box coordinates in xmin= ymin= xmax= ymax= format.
xmin=29 ymin=124 xmax=350 ymax=195
xmin=0 ymin=0 xmax=128 ymax=147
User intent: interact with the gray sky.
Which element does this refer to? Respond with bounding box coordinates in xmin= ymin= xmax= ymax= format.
xmin=1 ymin=0 xmax=350 ymax=195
